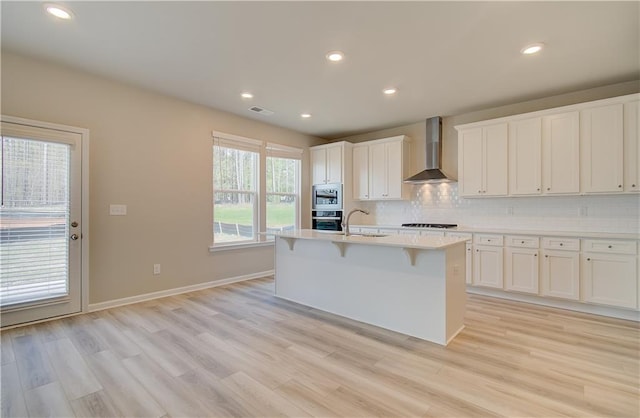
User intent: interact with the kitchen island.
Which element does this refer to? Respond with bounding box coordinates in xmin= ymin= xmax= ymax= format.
xmin=272 ymin=230 xmax=468 ymax=345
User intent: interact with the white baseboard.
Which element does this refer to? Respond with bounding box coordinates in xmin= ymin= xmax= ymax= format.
xmin=88 ymin=270 xmax=274 ymax=312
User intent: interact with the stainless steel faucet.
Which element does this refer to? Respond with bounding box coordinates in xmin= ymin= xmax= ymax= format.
xmin=342 ymin=208 xmax=370 ymax=236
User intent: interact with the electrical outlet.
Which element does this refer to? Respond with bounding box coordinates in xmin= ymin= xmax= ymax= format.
xmin=153 ymin=264 xmax=161 ymax=275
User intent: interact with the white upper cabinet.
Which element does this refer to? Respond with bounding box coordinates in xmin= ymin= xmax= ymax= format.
xmin=457 ymin=93 xmax=640 ymax=197
xmin=459 ymin=123 xmax=508 ymax=197
xmin=624 ymin=100 xmax=640 ymax=192
xmin=352 ymin=136 xmax=409 ymax=200
xmin=580 ymin=104 xmax=624 ymax=193
xmin=352 ymin=144 xmax=369 ymax=199
xmin=311 ymin=142 xmax=344 ymax=185
xmin=509 ymin=113 xmax=580 ymax=196
xmin=542 ymin=111 xmax=580 ymax=194
xmin=509 ymin=118 xmax=542 ymax=195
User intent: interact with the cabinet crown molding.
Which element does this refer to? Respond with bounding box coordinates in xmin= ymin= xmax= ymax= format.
xmin=454 ymin=93 xmax=640 ymax=131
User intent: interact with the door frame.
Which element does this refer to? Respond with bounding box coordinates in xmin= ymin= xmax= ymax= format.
xmin=1 ymin=114 xmax=90 ymax=318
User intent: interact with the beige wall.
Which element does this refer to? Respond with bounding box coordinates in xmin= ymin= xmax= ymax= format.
xmin=335 ymin=80 xmax=640 ymax=180
xmin=1 ymin=51 xmax=323 ymax=305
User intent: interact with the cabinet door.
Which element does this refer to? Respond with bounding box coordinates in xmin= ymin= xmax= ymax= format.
xmin=509 ymin=118 xmax=542 ymax=195
xmin=311 ymin=148 xmax=326 ymax=185
xmin=541 ymin=250 xmax=580 ymax=300
xmin=369 ymin=142 xmax=387 ymax=199
xmin=473 ymin=246 xmax=503 ymax=288
xmin=483 ymin=124 xmax=508 ymax=196
xmin=465 ymin=242 xmax=473 ymax=285
xmin=385 ymin=140 xmax=404 ymax=199
xmin=352 ymin=145 xmax=369 ymax=199
xmin=582 ymin=253 xmax=637 ymax=309
xmin=624 ymin=100 xmax=640 ymax=192
xmin=459 ymin=128 xmax=484 ymax=196
xmin=505 ymin=248 xmax=539 ymax=294
xmin=542 ymin=112 xmax=579 ymax=194
xmin=581 ymin=104 xmax=624 ymax=193
xmin=325 ymin=145 xmax=343 ymax=184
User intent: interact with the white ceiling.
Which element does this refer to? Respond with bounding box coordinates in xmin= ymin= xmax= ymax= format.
xmin=2 ymin=1 xmax=638 ymax=139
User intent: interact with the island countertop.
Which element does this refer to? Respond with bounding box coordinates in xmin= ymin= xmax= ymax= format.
xmin=271 ymin=229 xmax=469 ymax=250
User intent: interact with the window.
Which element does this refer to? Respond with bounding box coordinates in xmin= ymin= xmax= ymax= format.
xmin=212 ymin=133 xmax=301 ymax=247
xmin=213 ymin=135 xmax=259 ymax=244
xmin=266 ymin=143 xmax=301 ymax=239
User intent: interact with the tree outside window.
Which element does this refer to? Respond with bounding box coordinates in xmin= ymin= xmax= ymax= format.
xmin=266 ymin=156 xmax=299 ymax=238
xmin=213 ymin=145 xmax=258 ymax=244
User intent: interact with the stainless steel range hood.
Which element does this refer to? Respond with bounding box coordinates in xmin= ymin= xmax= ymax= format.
xmin=404 ymin=116 xmax=455 ymax=184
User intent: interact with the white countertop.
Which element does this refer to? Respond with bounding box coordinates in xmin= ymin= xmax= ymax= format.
xmin=355 ymin=225 xmax=640 ymax=240
xmin=273 ymin=229 xmax=469 ymax=250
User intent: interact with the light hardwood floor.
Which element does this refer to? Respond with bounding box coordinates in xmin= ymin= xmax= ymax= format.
xmin=1 ymin=277 xmax=638 ymax=417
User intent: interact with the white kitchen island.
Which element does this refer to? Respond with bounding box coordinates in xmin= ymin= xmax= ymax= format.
xmin=273 ymin=230 xmax=468 ymax=346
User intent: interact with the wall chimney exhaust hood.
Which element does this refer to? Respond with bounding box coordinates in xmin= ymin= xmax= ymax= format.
xmin=404 ymin=116 xmax=455 ymax=184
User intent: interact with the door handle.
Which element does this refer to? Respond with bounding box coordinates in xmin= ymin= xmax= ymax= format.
xmin=70 ymin=234 xmax=79 ymax=241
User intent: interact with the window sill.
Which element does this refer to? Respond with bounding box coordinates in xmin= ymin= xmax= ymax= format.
xmin=209 ymin=241 xmax=274 ymax=253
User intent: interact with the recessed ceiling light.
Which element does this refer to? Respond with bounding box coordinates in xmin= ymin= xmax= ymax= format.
xmin=241 ymin=92 xmax=253 ymax=99
xmin=44 ymin=3 xmax=73 ymax=20
xmin=326 ymin=51 xmax=344 ymax=62
xmin=383 ymin=88 xmax=397 ymax=95
xmin=521 ymin=43 xmax=544 ymax=55
xmin=301 ymin=113 xmax=312 ymax=119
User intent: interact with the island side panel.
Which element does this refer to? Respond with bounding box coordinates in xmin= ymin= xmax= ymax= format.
xmin=274 ymin=236 xmax=454 ymax=345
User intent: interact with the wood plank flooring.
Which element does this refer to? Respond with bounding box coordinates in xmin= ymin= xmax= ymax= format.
xmin=1 ymin=277 xmax=638 ymax=417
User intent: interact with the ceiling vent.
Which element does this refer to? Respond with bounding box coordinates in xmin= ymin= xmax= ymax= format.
xmin=248 ymin=106 xmax=274 ymax=116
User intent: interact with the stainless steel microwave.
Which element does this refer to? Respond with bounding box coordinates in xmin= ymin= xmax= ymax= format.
xmin=312 ymin=183 xmax=343 ymax=210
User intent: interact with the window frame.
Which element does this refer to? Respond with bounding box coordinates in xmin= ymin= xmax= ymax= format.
xmin=211 ymin=132 xmax=302 ymax=250
xmin=265 ymin=144 xmax=302 ymax=239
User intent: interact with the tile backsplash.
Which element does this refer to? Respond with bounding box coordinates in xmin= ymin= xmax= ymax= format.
xmin=353 ymin=183 xmax=640 ymax=234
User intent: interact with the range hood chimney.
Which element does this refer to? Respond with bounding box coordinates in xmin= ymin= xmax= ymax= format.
xmin=404 ymin=116 xmax=455 ymax=184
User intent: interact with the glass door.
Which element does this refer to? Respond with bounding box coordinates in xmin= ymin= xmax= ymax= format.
xmin=0 ymin=121 xmax=82 ymax=327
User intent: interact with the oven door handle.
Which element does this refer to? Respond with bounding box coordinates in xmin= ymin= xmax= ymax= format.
xmin=312 ymin=216 xmax=341 ymax=220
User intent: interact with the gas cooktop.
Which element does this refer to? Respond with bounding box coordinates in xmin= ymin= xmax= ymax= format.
xmin=401 ymin=223 xmax=457 ymax=229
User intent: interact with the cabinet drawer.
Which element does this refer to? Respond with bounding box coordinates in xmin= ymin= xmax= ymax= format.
xmin=446 ymin=232 xmax=472 ymax=240
xmin=506 ymin=235 xmax=540 ymax=248
xmin=542 ymin=237 xmax=580 ymax=251
xmin=582 ymin=239 xmax=637 ymax=255
xmin=473 ymin=234 xmax=503 ymax=246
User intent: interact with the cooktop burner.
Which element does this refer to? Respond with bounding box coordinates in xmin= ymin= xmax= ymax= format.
xmin=401 ymin=223 xmax=458 ymax=229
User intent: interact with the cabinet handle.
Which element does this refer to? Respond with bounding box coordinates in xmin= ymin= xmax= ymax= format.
xmin=537 ymin=188 xmax=540 ymax=191
xmin=521 ymin=241 xmax=525 ymax=244
xmin=478 ymin=190 xmax=482 ymax=194
xmin=618 ymin=185 xmax=622 ymax=188
xmin=587 ymin=258 xmax=591 ymax=261
xmin=547 ymin=187 xmax=551 ymax=191
xmin=534 ymin=253 xmax=537 ymax=257
xmin=632 ymin=184 xmax=637 ymax=188
xmin=559 ymin=243 xmax=563 ymax=246
xmin=476 ymin=249 xmax=479 ymax=252
xmin=608 ymin=245 xmax=612 ymax=249
xmin=545 ymin=255 xmax=548 ymax=258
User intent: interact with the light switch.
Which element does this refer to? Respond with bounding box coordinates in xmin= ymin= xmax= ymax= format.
xmin=109 ymin=204 xmax=127 ymax=216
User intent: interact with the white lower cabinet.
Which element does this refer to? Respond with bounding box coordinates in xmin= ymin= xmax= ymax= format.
xmin=541 ymin=249 xmax=580 ymax=301
xmin=582 ymin=250 xmax=638 ymax=310
xmin=465 ymin=242 xmax=473 ymax=285
xmin=505 ymin=246 xmax=539 ymax=294
xmin=473 ymin=246 xmax=503 ymax=288
xmin=473 ymin=234 xmax=504 ymax=289
xmin=446 ymin=232 xmax=473 ymax=285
